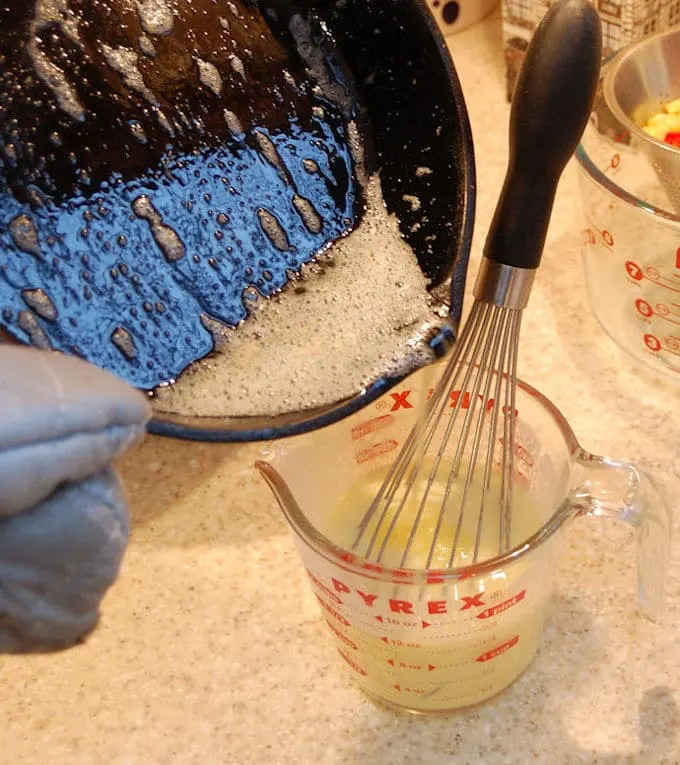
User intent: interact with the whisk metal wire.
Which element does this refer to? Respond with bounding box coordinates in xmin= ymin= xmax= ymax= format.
xmin=350 ymin=0 xmax=603 ymax=570
xmin=350 ymin=0 xmax=601 ymax=576
xmin=352 ymin=263 xmax=529 ymax=570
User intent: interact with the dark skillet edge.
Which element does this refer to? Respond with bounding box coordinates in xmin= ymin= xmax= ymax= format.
xmin=327 ymin=0 xmax=477 ymax=299
xmin=148 ymin=376 xmax=398 ymax=443
xmin=440 ymin=44 xmax=476 ymax=332
xmin=398 ymin=0 xmax=475 ymax=331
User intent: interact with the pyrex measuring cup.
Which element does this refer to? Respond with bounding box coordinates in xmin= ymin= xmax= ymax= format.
xmin=575 ymin=60 xmax=680 ymax=379
xmin=256 ymin=363 xmax=671 ymax=714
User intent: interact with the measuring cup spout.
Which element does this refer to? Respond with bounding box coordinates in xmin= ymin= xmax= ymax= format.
xmin=567 ymin=452 xmax=672 ymax=619
xmin=255 ymin=459 xmax=300 ymax=528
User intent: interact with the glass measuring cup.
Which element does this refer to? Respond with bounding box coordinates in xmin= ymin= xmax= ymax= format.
xmin=256 ymin=363 xmax=671 ymax=714
xmin=575 ymin=59 xmax=680 ymax=379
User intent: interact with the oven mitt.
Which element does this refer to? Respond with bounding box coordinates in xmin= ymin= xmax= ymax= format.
xmin=0 ymin=346 xmax=151 ymax=653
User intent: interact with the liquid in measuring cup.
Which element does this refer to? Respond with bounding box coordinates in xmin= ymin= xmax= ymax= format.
xmin=301 ymin=466 xmax=552 ymax=712
xmin=261 ymin=363 xmax=671 ymax=714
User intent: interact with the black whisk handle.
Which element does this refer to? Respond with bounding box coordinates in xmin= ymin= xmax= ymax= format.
xmin=484 ymin=0 xmax=602 ymax=270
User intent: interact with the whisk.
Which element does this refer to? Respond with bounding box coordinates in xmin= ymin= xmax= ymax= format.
xmin=353 ymin=0 xmax=602 ymax=569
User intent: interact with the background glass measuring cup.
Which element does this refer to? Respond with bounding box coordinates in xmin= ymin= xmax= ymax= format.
xmin=256 ymin=364 xmax=671 ymax=714
xmin=575 ymin=58 xmax=680 ymax=379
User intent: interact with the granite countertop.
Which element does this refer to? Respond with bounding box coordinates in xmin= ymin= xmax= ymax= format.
xmin=3 ymin=9 xmax=679 ymax=765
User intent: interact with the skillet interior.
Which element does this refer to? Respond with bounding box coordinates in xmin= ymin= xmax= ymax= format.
xmin=0 ymin=0 xmax=475 ymax=440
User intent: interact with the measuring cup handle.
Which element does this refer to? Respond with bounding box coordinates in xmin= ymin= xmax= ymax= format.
xmin=572 ymin=453 xmax=672 ymax=620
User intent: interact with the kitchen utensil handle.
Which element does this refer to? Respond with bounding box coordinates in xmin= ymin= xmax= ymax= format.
xmin=484 ymin=0 xmax=602 ymax=270
xmin=572 ymin=453 xmax=672 ymax=620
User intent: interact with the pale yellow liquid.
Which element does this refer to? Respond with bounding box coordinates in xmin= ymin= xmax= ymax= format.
xmin=330 ymin=461 xmax=541 ymax=567
xmin=310 ymin=466 xmax=552 ymax=712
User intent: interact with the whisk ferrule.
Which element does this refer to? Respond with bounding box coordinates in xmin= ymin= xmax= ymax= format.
xmin=473 ymin=259 xmax=535 ymax=310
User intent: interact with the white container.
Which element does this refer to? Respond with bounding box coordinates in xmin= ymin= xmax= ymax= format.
xmin=426 ymin=0 xmax=500 ymax=35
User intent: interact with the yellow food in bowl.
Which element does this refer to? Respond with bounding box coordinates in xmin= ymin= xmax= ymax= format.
xmin=642 ymin=98 xmax=680 ymax=145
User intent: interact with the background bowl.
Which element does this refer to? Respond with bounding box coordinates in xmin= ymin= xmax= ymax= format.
xmin=603 ymin=25 xmax=680 ymax=214
xmin=575 ymin=48 xmax=680 ymax=382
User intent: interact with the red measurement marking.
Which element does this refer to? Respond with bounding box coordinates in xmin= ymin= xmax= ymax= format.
xmin=355 ymin=439 xmax=399 ymax=465
xmin=351 ymin=414 xmax=393 ymax=440
xmin=380 ymin=637 xmax=420 ymax=647
xmin=331 ymin=578 xmax=351 ymax=594
xmin=306 ymin=570 xmax=343 ymax=605
xmin=421 ymin=620 xmax=431 ymax=629
xmin=610 ymin=153 xmax=621 ymax=169
xmin=319 ymin=574 xmax=496 ymax=617
xmin=449 ymin=390 xmax=495 ymax=413
xmin=325 ymin=620 xmax=358 ymax=651
xmin=602 ymin=229 xmax=614 ymax=247
xmin=476 ymin=635 xmax=520 ymax=663
xmin=626 ymin=261 xmax=643 ymax=281
xmin=316 ymin=596 xmax=351 ymax=627
xmin=390 ymin=599 xmax=414 ymax=614
xmin=635 ymin=299 xmax=654 ymax=318
xmin=582 ymin=227 xmax=596 ymax=245
xmin=657 ymin=303 xmax=670 ymax=317
xmin=375 ymin=615 xmax=419 ymax=627
xmin=644 ymin=334 xmax=662 ymax=353
xmin=331 ymin=579 xmax=379 ymax=608
xmin=498 ymin=437 xmax=534 ymax=467
xmin=393 ymin=569 xmax=412 ymax=580
xmin=389 ymin=390 xmax=413 ymax=411
xmin=676 ymin=247 xmax=680 ymax=270
xmin=386 ymin=658 xmax=437 ymax=672
xmin=338 ymin=649 xmax=368 ymax=676
xmin=634 ymin=267 xmax=680 ymax=294
xmin=515 ymin=442 xmax=533 ymax=466
xmin=460 ymin=593 xmax=485 ymax=611
xmin=357 ymin=591 xmax=379 ymax=607
xmin=392 ymin=684 xmax=425 ymax=695
xmin=477 ymin=589 xmax=527 ymax=620
xmin=450 ymin=390 xmax=473 ymax=409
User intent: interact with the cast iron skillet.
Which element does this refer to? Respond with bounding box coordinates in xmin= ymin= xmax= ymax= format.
xmin=0 ymin=0 xmax=475 ymax=441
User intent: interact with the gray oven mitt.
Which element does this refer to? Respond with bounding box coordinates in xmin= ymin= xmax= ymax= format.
xmin=0 ymin=346 xmax=151 ymax=652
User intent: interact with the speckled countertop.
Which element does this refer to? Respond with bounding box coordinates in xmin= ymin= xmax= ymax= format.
xmin=3 ymin=8 xmax=679 ymax=765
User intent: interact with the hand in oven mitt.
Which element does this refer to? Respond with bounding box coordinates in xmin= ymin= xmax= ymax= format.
xmin=0 ymin=346 xmax=151 ymax=653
